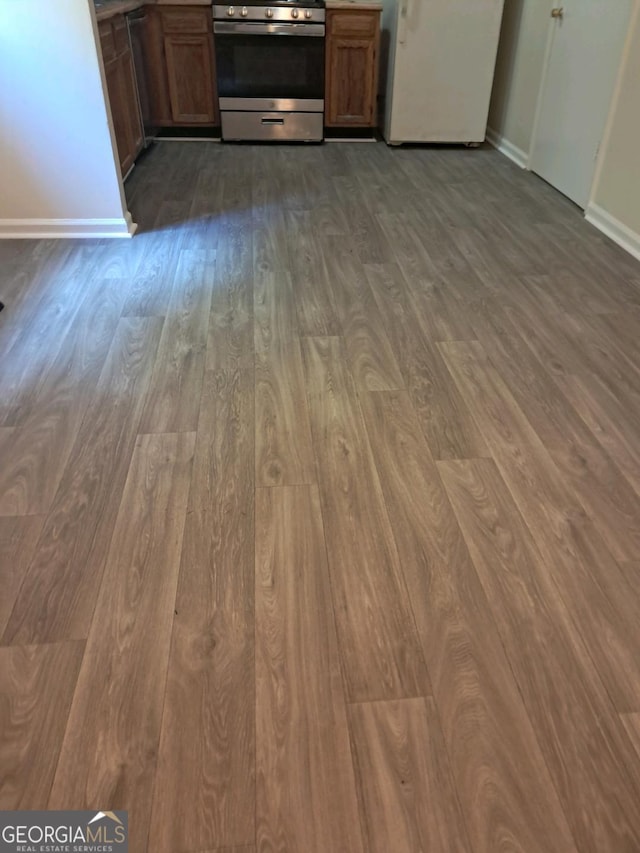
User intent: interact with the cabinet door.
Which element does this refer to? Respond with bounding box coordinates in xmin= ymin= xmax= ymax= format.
xmin=101 ymin=17 xmax=144 ymax=176
xmin=326 ymin=37 xmax=377 ymax=126
xmin=164 ymin=33 xmax=217 ymax=124
xmin=104 ymin=55 xmax=134 ymax=175
xmin=108 ymin=51 xmax=143 ymax=176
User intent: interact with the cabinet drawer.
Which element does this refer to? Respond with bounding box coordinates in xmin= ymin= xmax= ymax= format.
xmin=98 ymin=20 xmax=116 ymax=63
xmin=161 ymin=8 xmax=210 ymax=33
xmin=328 ymin=10 xmax=378 ymax=38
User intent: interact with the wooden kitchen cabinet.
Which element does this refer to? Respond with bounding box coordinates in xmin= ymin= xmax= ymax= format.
xmin=165 ymin=33 xmax=217 ymax=123
xmin=147 ymin=6 xmax=219 ymax=126
xmin=99 ymin=16 xmax=144 ymax=177
xmin=325 ymin=9 xmax=380 ymax=127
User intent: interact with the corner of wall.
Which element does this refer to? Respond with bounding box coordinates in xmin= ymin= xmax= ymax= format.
xmin=486 ymin=127 xmax=528 ymax=169
xmin=585 ymin=1 xmax=640 ymax=264
xmin=0 ymin=212 xmax=137 ymax=240
xmin=585 ymin=204 xmax=640 ymax=264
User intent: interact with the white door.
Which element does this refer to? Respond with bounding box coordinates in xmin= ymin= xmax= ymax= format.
xmin=530 ymin=0 xmax=632 ymax=208
xmin=383 ymin=0 xmax=505 ymax=144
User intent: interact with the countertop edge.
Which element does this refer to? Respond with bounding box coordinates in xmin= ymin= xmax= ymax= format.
xmin=95 ymin=0 xmax=381 ymax=22
xmin=325 ymin=0 xmax=382 ymax=8
xmin=95 ymin=0 xmax=213 ymax=22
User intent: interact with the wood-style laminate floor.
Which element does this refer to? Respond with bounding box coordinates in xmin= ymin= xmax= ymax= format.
xmin=1 ymin=140 xmax=640 ymax=852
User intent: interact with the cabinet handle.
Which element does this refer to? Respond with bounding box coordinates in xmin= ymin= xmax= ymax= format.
xmin=261 ymin=117 xmax=285 ymax=125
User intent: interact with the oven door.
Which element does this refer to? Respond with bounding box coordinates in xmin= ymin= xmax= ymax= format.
xmin=214 ymin=22 xmax=325 ymax=113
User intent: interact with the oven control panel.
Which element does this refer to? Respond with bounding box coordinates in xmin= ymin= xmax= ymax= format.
xmin=213 ymin=4 xmax=326 ymax=22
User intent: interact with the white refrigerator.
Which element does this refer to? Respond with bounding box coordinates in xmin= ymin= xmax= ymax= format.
xmin=381 ymin=0 xmax=506 ymax=145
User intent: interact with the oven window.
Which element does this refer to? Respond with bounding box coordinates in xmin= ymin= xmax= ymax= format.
xmin=216 ymin=35 xmax=324 ymax=100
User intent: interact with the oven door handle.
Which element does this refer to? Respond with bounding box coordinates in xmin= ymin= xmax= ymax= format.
xmin=214 ymin=21 xmax=325 ymax=36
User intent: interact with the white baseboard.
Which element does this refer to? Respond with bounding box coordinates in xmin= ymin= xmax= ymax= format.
xmin=486 ymin=127 xmax=529 ymax=169
xmin=0 ymin=212 xmax=137 ymax=239
xmin=585 ymin=203 xmax=640 ymax=264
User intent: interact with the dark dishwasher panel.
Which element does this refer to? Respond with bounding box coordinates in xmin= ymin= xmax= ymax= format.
xmin=127 ymin=8 xmax=155 ymax=144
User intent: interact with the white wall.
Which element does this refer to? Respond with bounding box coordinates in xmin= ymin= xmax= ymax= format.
xmin=488 ymin=0 xmax=640 ymax=259
xmin=587 ymin=3 xmax=640 ymax=258
xmin=488 ymin=0 xmax=550 ymax=160
xmin=0 ymin=0 xmax=133 ymax=238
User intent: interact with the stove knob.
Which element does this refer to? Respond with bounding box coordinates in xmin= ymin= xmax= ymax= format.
xmin=240 ymin=5 xmax=248 ymax=14
xmin=291 ymin=7 xmax=299 ymax=17
xmin=265 ymin=7 xmax=273 ymax=16
xmin=227 ymin=5 xmax=235 ymax=14
xmin=304 ymin=8 xmax=312 ymax=17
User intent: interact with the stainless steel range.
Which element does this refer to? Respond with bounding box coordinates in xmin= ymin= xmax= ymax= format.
xmin=213 ymin=0 xmax=325 ymax=141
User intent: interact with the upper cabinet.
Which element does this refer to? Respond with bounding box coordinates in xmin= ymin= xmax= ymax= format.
xmin=325 ymin=8 xmax=380 ymax=127
xmin=147 ymin=6 xmax=219 ymax=126
xmin=99 ymin=15 xmax=144 ymax=177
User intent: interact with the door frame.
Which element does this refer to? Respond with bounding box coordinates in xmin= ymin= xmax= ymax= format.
xmin=527 ymin=5 xmax=557 ymax=170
